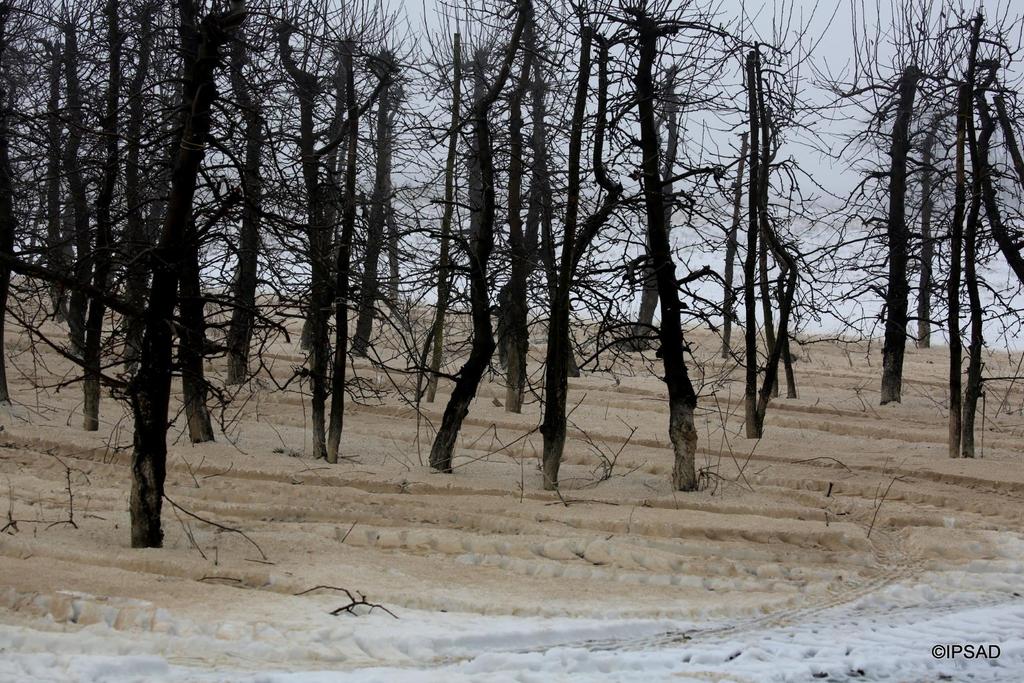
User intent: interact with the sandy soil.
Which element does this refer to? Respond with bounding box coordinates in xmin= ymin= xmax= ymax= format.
xmin=0 ymin=319 xmax=1022 ymax=680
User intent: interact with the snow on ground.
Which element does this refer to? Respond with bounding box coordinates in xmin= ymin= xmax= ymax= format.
xmin=1 ymin=590 xmax=1022 ymax=681
xmin=2 ymin=323 xmax=1023 ymax=681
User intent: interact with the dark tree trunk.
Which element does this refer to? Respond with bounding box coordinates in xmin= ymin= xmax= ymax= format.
xmin=961 ymin=174 xmax=983 ymax=459
xmin=988 ymin=94 xmax=1024 ymax=284
xmin=352 ymin=51 xmax=396 ymax=357
xmin=721 ymin=132 xmax=748 ymax=359
xmin=636 ymin=17 xmax=698 ymax=490
xmin=540 ymin=27 xmax=591 ymax=490
xmin=83 ymin=0 xmax=121 ymax=432
xmin=743 ymin=50 xmax=761 ymax=439
xmin=278 ymin=22 xmax=329 ymax=459
xmin=755 ymin=76 xmax=777 ymax=398
xmin=225 ymin=36 xmax=263 ymax=385
xmin=916 ymin=114 xmax=940 ymax=348
xmin=178 ymin=219 xmax=215 ymax=443
xmin=424 ymin=33 xmax=462 ymax=404
xmin=0 ymin=3 xmax=15 ymax=403
xmin=879 ymin=65 xmax=922 ymax=405
xmin=62 ymin=24 xmax=90 ymax=360
xmin=538 ymin=31 xmax=622 ymax=490
xmin=42 ymin=40 xmax=70 ymax=321
xmin=744 ymin=49 xmax=799 ymax=437
xmin=122 ymin=4 xmax=155 ymax=373
xmin=129 ymin=4 xmax=245 ymax=547
xmin=386 ymin=208 xmax=400 ymax=305
xmin=961 ymin=70 xmax=999 ymax=459
xmin=173 ymin=0 xmax=214 ymax=444
xmin=948 ymin=15 xmax=982 ymax=458
xmin=777 ymin=255 xmax=798 ymax=399
xmin=326 ymin=48 xmax=361 ymax=463
xmin=500 ymin=34 xmax=534 ymax=414
xmin=631 ymin=71 xmax=680 ymax=350
xmin=429 ymin=4 xmax=529 ymax=473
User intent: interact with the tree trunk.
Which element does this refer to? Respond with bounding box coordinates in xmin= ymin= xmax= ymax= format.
xmin=636 ymin=17 xmax=698 ymax=490
xmin=987 ymin=94 xmax=1024 ymax=284
xmin=916 ymin=114 xmax=940 ymax=348
xmin=961 ymin=69 xmax=999 ymax=459
xmin=500 ymin=34 xmax=534 ymax=414
xmin=721 ymin=132 xmax=748 ymax=359
xmin=776 ymin=267 xmax=798 ymax=400
xmin=948 ymin=15 xmax=982 ymax=458
xmin=225 ymin=36 xmax=263 ymax=385
xmin=42 ymin=40 xmax=70 ymax=321
xmin=178 ymin=219 xmax=215 ymax=443
xmin=879 ymin=64 xmax=922 ymax=405
xmin=129 ymin=4 xmax=245 ymax=547
xmin=122 ymin=5 xmax=155 ymax=374
xmin=62 ymin=24 xmax=90 ymax=360
xmin=430 ymin=4 xmax=529 ymax=473
xmin=386 ymin=207 xmax=400 ymax=306
xmin=745 ymin=49 xmax=799 ymax=436
xmin=278 ymin=21 xmax=329 ymax=459
xmin=0 ymin=3 xmax=16 ymax=403
xmin=743 ymin=50 xmax=762 ymax=439
xmin=83 ymin=0 xmax=121 ymax=432
xmin=541 ymin=27 xmax=591 ymax=490
xmin=424 ymin=33 xmax=462 ymax=404
xmin=352 ymin=51 xmax=396 ymax=357
xmin=756 ymin=78 xmax=777 ymax=398
xmin=326 ymin=47 xmax=361 ymax=463
xmin=632 ymin=71 xmax=680 ymax=351
xmin=538 ymin=31 xmax=620 ymax=490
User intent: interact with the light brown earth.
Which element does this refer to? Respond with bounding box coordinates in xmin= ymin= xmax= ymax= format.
xmin=1 ymin=318 xmax=1022 ymax=675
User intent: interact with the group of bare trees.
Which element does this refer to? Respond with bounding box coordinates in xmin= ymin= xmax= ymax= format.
xmin=832 ymin=4 xmax=1024 ymax=458
xmin=0 ymin=0 xmax=1022 ymax=548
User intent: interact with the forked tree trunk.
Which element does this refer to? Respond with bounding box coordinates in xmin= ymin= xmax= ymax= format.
xmin=540 ymin=28 xmax=591 ymax=490
xmin=129 ymin=4 xmax=245 ymax=547
xmin=636 ymin=17 xmax=698 ymax=490
xmin=879 ymin=64 xmax=922 ymax=405
xmin=539 ymin=31 xmax=622 ymax=490
xmin=424 ymin=33 xmax=461 ymax=404
xmin=745 ymin=49 xmax=799 ymax=437
xmin=83 ymin=0 xmax=122 ymax=432
xmin=721 ymin=132 xmax=748 ymax=359
xmin=225 ymin=36 xmax=263 ymax=385
xmin=430 ymin=5 xmax=529 ymax=473
xmin=916 ymin=114 xmax=940 ymax=348
xmin=278 ymin=21 xmax=330 ymax=459
xmin=500 ymin=30 xmax=534 ymax=414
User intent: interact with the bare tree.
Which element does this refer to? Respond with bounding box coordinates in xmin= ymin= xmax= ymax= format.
xmin=129 ymin=1 xmax=245 ymax=547
xmin=429 ymin=0 xmax=530 ymax=473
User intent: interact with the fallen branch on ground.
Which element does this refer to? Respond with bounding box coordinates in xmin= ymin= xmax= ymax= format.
xmin=295 ymin=585 xmax=398 ymax=619
xmin=163 ymin=494 xmax=267 ymax=560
